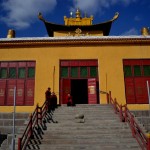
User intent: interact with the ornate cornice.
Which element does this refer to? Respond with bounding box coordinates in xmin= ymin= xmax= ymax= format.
xmin=0 ymin=36 xmax=150 ymax=48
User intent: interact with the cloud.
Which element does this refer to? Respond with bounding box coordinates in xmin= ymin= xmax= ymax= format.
xmin=0 ymin=0 xmax=57 ymax=29
xmin=72 ymin=0 xmax=138 ymax=15
xmin=121 ymin=28 xmax=139 ymax=35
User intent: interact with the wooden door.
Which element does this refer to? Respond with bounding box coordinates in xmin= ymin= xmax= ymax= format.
xmin=88 ymin=78 xmax=97 ymax=104
xmin=61 ymin=79 xmax=70 ymax=104
xmin=124 ymin=59 xmax=150 ymax=104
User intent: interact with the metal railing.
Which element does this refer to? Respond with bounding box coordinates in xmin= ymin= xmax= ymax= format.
xmin=18 ymin=100 xmax=48 ymax=150
xmin=107 ymin=91 xmax=150 ymax=150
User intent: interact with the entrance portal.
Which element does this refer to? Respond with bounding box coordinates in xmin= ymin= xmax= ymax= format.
xmin=71 ymin=79 xmax=88 ymax=104
xmin=60 ymin=60 xmax=99 ymax=104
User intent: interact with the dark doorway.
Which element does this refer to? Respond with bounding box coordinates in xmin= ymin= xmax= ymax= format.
xmin=71 ymin=79 xmax=88 ymax=104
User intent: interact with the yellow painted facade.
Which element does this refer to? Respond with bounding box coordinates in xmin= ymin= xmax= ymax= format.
xmin=0 ymin=37 xmax=150 ymax=112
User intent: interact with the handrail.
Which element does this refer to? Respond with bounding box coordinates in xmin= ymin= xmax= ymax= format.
xmin=18 ymin=100 xmax=48 ymax=150
xmin=108 ymin=91 xmax=150 ymax=150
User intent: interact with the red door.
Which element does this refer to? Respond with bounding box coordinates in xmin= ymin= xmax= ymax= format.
xmin=25 ymin=80 xmax=35 ymax=105
xmin=88 ymin=78 xmax=97 ymax=104
xmin=125 ymin=78 xmax=136 ymax=104
xmin=7 ymin=80 xmax=16 ymax=105
xmin=0 ymin=80 xmax=6 ymax=105
xmin=61 ymin=79 xmax=70 ymax=104
xmin=16 ymin=80 xmax=25 ymax=105
xmin=124 ymin=59 xmax=150 ymax=104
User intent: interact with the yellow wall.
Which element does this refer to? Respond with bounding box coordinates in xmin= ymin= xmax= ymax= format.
xmin=0 ymin=42 xmax=150 ymax=112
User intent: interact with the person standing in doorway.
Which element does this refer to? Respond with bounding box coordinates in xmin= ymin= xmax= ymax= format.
xmin=66 ymin=93 xmax=73 ymax=106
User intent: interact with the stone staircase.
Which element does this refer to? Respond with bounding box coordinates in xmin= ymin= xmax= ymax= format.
xmin=26 ymin=104 xmax=141 ymax=150
xmin=0 ymin=113 xmax=29 ymax=150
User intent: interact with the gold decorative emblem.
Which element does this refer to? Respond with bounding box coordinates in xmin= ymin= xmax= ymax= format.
xmin=75 ymin=28 xmax=82 ymax=36
xmin=27 ymin=89 xmax=33 ymax=97
xmin=0 ymin=89 xmax=4 ymax=96
xmin=17 ymin=89 xmax=23 ymax=96
xmin=9 ymin=89 xmax=14 ymax=96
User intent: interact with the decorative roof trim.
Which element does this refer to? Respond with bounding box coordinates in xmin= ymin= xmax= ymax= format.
xmin=0 ymin=36 xmax=150 ymax=48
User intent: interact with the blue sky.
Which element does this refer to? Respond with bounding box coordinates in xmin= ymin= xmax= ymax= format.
xmin=0 ymin=0 xmax=150 ymax=38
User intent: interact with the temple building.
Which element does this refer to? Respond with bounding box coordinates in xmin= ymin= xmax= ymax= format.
xmin=0 ymin=8 xmax=150 ymax=113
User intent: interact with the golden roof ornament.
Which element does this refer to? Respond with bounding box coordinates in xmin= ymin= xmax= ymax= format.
xmin=76 ymin=8 xmax=81 ymax=18
xmin=141 ymin=27 xmax=149 ymax=36
xmin=75 ymin=28 xmax=82 ymax=36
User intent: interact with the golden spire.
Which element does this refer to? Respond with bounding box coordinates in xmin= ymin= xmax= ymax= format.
xmin=75 ymin=8 xmax=81 ymax=18
xmin=64 ymin=7 xmax=93 ymax=26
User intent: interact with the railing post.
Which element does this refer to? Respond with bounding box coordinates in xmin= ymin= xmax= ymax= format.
xmin=29 ymin=114 xmax=33 ymax=138
xmin=131 ymin=115 xmax=135 ymax=138
xmin=124 ymin=105 xmax=127 ymax=122
xmin=147 ymin=136 xmax=150 ymax=150
xmin=114 ymin=98 xmax=117 ymax=114
xmin=109 ymin=91 xmax=111 ymax=104
xmin=36 ymin=104 xmax=39 ymax=125
xmin=120 ymin=104 xmax=123 ymax=122
xmin=107 ymin=93 xmax=109 ymax=104
xmin=18 ymin=138 xmax=22 ymax=150
xmin=46 ymin=100 xmax=48 ymax=112
xmin=40 ymin=107 xmax=42 ymax=124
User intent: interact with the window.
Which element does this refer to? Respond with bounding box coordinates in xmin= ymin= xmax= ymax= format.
xmin=90 ymin=67 xmax=97 ymax=77
xmin=28 ymin=67 xmax=35 ymax=78
xmin=143 ymin=65 xmax=150 ymax=76
xmin=18 ymin=68 xmax=26 ymax=78
xmin=123 ymin=59 xmax=150 ymax=104
xmin=124 ymin=66 xmax=132 ymax=77
xmin=61 ymin=67 xmax=68 ymax=78
xmin=0 ymin=68 xmax=7 ymax=78
xmin=134 ymin=65 xmax=141 ymax=76
xmin=80 ymin=67 xmax=88 ymax=77
xmin=0 ymin=61 xmax=35 ymax=106
xmin=71 ymin=67 xmax=78 ymax=77
xmin=9 ymin=68 xmax=16 ymax=78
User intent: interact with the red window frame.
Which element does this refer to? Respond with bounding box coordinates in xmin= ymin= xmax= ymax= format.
xmin=0 ymin=61 xmax=35 ymax=106
xmin=123 ymin=59 xmax=150 ymax=104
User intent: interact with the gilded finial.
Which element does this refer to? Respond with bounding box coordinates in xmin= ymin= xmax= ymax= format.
xmin=141 ymin=27 xmax=150 ymax=36
xmin=76 ymin=8 xmax=81 ymax=18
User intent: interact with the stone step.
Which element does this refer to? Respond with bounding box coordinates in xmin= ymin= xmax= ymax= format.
xmin=0 ymin=126 xmax=26 ymax=134
xmin=0 ymin=119 xmax=27 ymax=127
xmin=0 ymin=113 xmax=29 ymax=119
xmin=131 ymin=110 xmax=150 ymax=117
xmin=26 ymin=142 xmax=140 ymax=150
xmin=24 ymin=104 xmax=141 ymax=150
